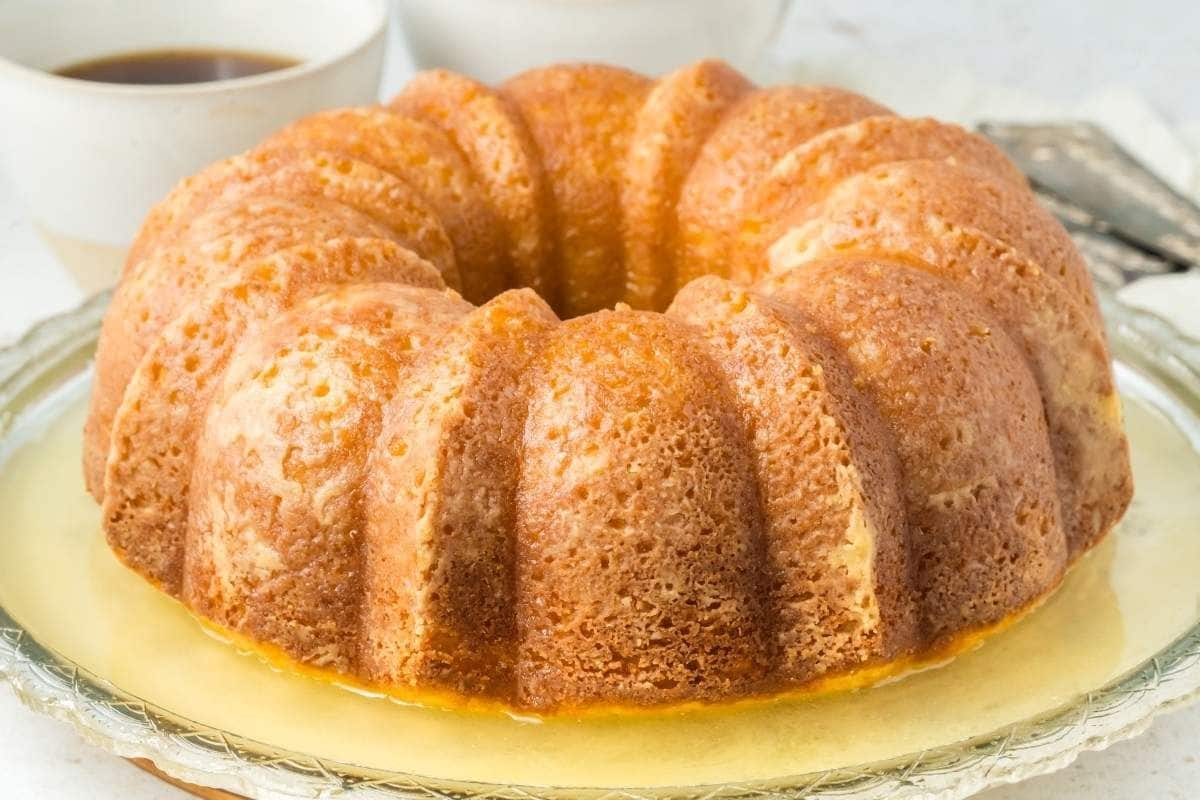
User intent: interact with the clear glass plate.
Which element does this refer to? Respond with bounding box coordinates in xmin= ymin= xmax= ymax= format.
xmin=0 ymin=288 xmax=1198 ymax=800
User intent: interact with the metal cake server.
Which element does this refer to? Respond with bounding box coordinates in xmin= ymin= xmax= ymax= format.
xmin=979 ymin=121 xmax=1200 ymax=288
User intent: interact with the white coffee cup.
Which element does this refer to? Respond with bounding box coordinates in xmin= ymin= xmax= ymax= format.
xmin=0 ymin=0 xmax=388 ymax=291
xmin=395 ymin=0 xmax=793 ymax=84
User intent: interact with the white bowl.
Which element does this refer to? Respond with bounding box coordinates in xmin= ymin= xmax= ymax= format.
xmin=0 ymin=0 xmax=388 ymax=290
xmin=395 ymin=0 xmax=791 ymax=83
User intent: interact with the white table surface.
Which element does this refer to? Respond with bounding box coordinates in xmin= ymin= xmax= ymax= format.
xmin=2 ymin=3 xmax=1200 ymax=797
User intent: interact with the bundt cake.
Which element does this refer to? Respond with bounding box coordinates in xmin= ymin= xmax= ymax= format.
xmin=83 ymin=60 xmax=1133 ymax=712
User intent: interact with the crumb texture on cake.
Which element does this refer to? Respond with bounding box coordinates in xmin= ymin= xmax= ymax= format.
xmin=84 ymin=59 xmax=1132 ymax=711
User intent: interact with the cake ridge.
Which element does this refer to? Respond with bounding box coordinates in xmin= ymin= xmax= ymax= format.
xmin=363 ymin=288 xmax=556 ymax=701
xmin=768 ymin=209 xmax=1129 ymax=557
xmin=673 ymin=84 xmax=892 ymax=294
xmin=84 ymin=59 xmax=1131 ymax=711
xmin=758 ymin=257 xmax=1069 ymax=641
xmin=103 ymin=238 xmax=444 ymax=591
xmin=620 ymin=59 xmax=753 ymax=311
xmin=182 ymin=282 xmax=470 ymax=672
xmin=82 ymin=195 xmax=398 ymax=499
xmin=502 ymin=64 xmax=653 ymax=318
xmin=733 ymin=114 xmax=1029 ymax=285
xmin=667 ymin=277 xmax=919 ymax=680
xmin=266 ymin=106 xmax=511 ymax=304
xmin=391 ymin=68 xmax=561 ymax=308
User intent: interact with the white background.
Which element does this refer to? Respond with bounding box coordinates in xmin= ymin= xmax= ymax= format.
xmin=2 ymin=2 xmax=1199 ymax=797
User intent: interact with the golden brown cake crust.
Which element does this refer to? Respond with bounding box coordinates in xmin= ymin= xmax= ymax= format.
xmin=673 ymin=86 xmax=891 ymax=292
xmin=103 ymin=239 xmax=444 ymax=592
xmin=734 ymin=116 xmax=1029 ymax=284
xmin=668 ymin=278 xmax=918 ymax=679
xmin=770 ymin=208 xmax=1131 ymax=558
xmin=761 ymin=259 xmax=1069 ymax=641
xmin=362 ymin=290 xmax=557 ymax=699
xmin=502 ymin=64 xmax=652 ymax=318
xmin=183 ymin=283 xmax=471 ymax=672
xmin=83 ymin=195 xmax=394 ymax=500
xmin=87 ymin=60 xmax=1134 ymax=712
xmin=621 ymin=60 xmax=752 ymax=310
xmin=124 ymin=148 xmax=459 ymax=289
xmin=802 ymin=159 xmax=1103 ymax=330
xmin=265 ymin=107 xmax=509 ymax=304
xmin=392 ymin=70 xmax=557 ymax=304
xmin=515 ymin=310 xmax=770 ymax=707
